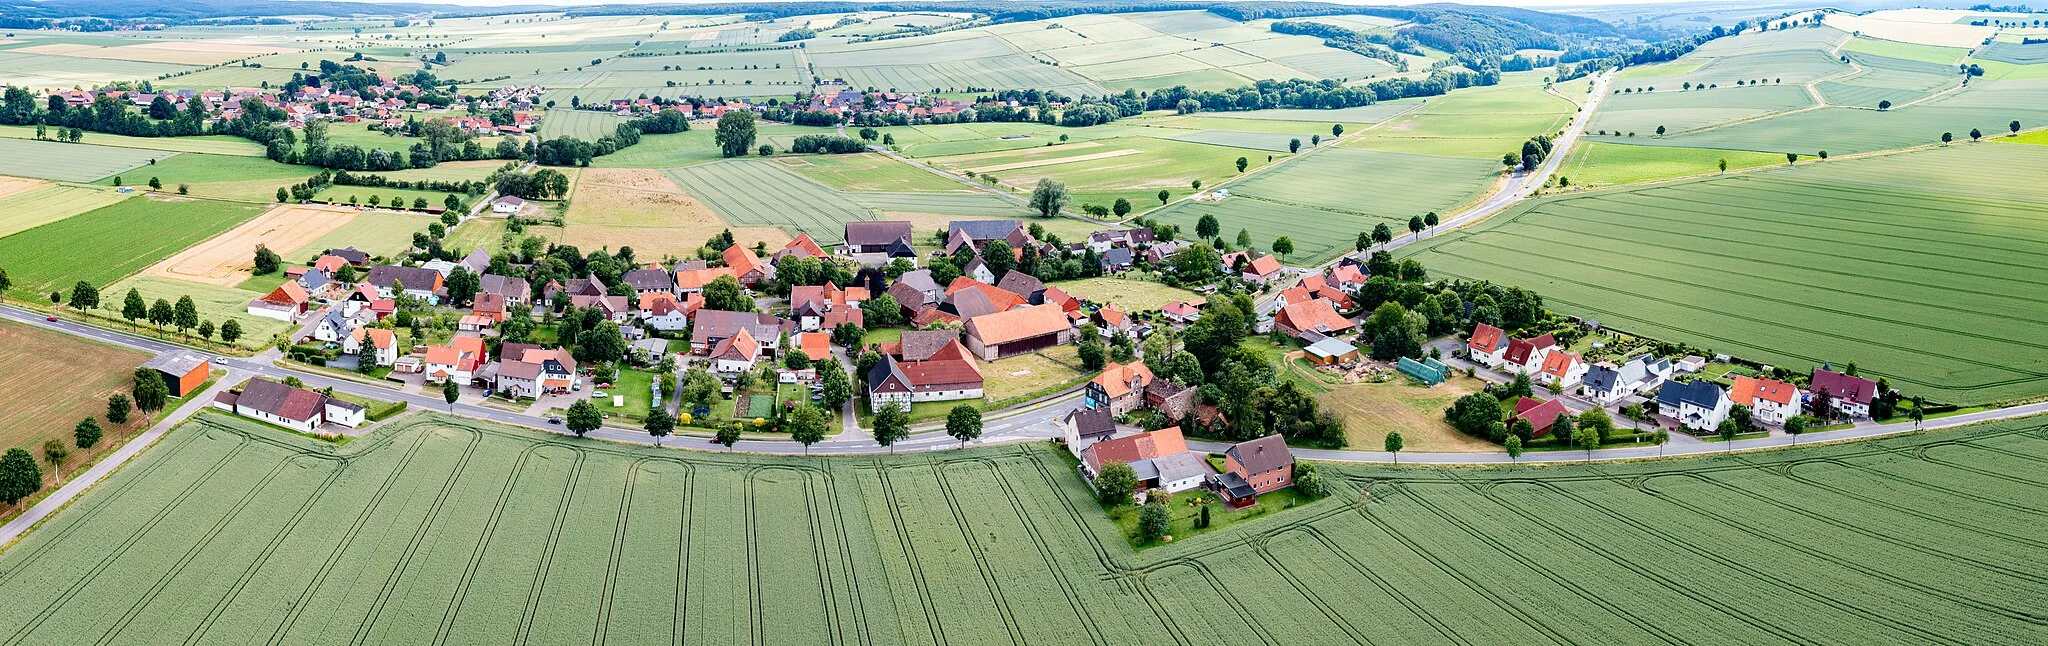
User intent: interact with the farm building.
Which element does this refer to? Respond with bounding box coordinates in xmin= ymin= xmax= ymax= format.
xmin=1304 ymin=337 xmax=1359 ymax=365
xmin=1079 ymin=426 xmax=1208 ymax=494
xmin=491 ymin=195 xmax=524 ymax=214
xmin=844 ymin=220 xmax=914 ymax=254
xmin=866 ymin=352 xmax=985 ymax=412
xmin=246 ymin=281 xmax=311 ymax=321
xmin=964 ymin=304 xmax=1072 ymax=360
xmin=723 ymin=245 xmax=771 ymax=286
xmin=1085 ymin=361 xmax=1155 ymax=415
xmin=142 ymin=350 xmax=211 ymax=397
xmin=1274 ymin=299 xmax=1353 ymax=340
xmin=691 ymin=310 xmax=794 ymax=355
xmin=365 ymin=265 xmax=445 ymax=304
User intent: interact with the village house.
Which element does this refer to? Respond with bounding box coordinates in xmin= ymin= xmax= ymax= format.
xmin=424 ymin=336 xmax=488 ymax=385
xmin=1467 ymin=323 xmax=1507 ymax=368
xmin=246 ymin=281 xmax=312 ymax=321
xmin=722 ymin=245 xmax=771 ymax=286
xmin=844 ymin=220 xmax=915 ymax=256
xmin=345 ymin=327 xmax=398 ymax=366
xmin=365 ymin=265 xmax=445 ymax=304
xmin=1501 ymin=333 xmax=1558 ymax=376
xmin=672 ymin=266 xmax=737 ymax=294
xmin=1085 ymin=362 xmax=1155 ymax=415
xmin=637 ymin=292 xmax=693 ymax=332
xmin=1061 ymin=407 xmax=1120 ymax=452
xmin=491 ymin=195 xmax=524 ymax=215
xmin=212 ymin=377 xmax=365 ymax=433
xmin=866 ymin=350 xmax=985 ymax=412
xmin=946 ymin=220 xmax=1032 ymax=256
xmin=774 ymin=234 xmax=830 ymax=263
xmin=1657 ymin=379 xmax=1733 ymax=433
xmin=964 ymin=304 xmax=1072 ymax=360
xmin=789 ymin=282 xmax=869 ymax=331
xmin=478 ymin=274 xmax=531 ymax=307
xmin=570 ymin=294 xmax=632 ymax=323
xmin=943 ymin=277 xmax=1027 ymax=320
xmin=1079 ymin=426 xmax=1209 ymax=494
xmin=710 ymin=328 xmax=763 ymax=374
xmin=1537 ymin=350 xmax=1588 ymax=390
xmin=794 ymin=332 xmax=833 ymax=362
xmin=692 ymin=310 xmax=794 ymax=356
xmin=1730 ymin=375 xmax=1801 ymax=426
xmin=493 ymin=343 xmax=580 ymax=398
xmin=995 ymin=271 xmax=1046 ymax=304
xmin=1161 ymin=300 xmax=1202 ymax=326
xmin=1212 ymin=435 xmax=1295 ymax=507
xmin=1809 ymin=368 xmax=1879 ymax=419
xmin=621 ymin=267 xmax=676 ymax=297
xmin=1514 ymin=397 xmax=1573 ymax=438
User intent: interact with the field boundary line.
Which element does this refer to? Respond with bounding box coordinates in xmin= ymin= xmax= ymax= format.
xmin=0 ymin=403 xmax=213 ymax=566
xmin=930 ymin=460 xmax=1026 ymax=646
xmin=589 ymin=457 xmax=647 ymax=646
xmin=1816 ymin=456 xmax=2048 ymax=518
xmin=263 ymin=426 xmax=465 ymax=645
xmin=427 ymin=442 xmax=544 ymax=646
xmin=984 ymin=458 xmax=1108 ymax=646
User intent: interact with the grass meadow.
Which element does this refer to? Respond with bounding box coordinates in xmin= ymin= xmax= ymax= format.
xmin=1557 ymin=142 xmax=1786 ymax=188
xmin=1349 ymin=72 xmax=1578 ymax=159
xmin=0 ymin=126 xmax=265 ymax=157
xmin=89 ymin=153 xmax=310 ymax=201
xmin=102 ymin=275 xmax=293 ymax=350
xmin=1406 ymin=143 xmax=2048 ymax=404
xmin=0 ymin=196 xmax=267 ymax=299
xmin=0 ymin=411 xmax=2039 ymax=644
xmin=928 ymin=135 xmax=1282 ymax=214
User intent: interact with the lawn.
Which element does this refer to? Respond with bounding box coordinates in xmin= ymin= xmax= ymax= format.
xmin=1556 ymin=142 xmax=1788 ymax=188
xmin=0 ymin=410 xmax=2038 ymax=644
xmin=1048 ymin=276 xmax=1204 ymax=311
xmin=101 ymin=275 xmax=294 ymax=351
xmin=1297 ymin=362 xmax=1500 ymax=452
xmin=1106 ymin=487 xmax=1311 ymax=547
xmin=1404 ymin=142 xmax=2048 ymax=405
xmin=0 ymin=319 xmax=152 ymax=510
xmin=981 ymin=344 xmax=1090 ymax=403
xmin=0 ymin=138 xmax=171 ymax=182
xmin=0 ymin=196 xmax=268 ymax=300
xmin=594 ymin=367 xmax=657 ymax=421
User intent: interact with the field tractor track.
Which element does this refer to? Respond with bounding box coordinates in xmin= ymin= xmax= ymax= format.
xmin=91 ymin=452 xmax=309 ymax=646
xmin=1547 ymin=477 xmax=1969 ymax=644
xmin=931 ymin=459 xmax=1026 ymax=646
xmin=347 ymin=426 xmax=493 ymax=646
xmin=1641 ymin=473 xmax=2044 ymax=625
xmin=748 ymin=465 xmax=844 ymax=646
xmin=1294 ymin=525 xmax=1472 ymax=646
xmin=425 ymin=442 xmax=548 ymax=646
xmin=1398 ymin=480 xmax=1692 ymax=646
xmin=1817 ymin=456 xmax=2048 ymax=516
xmin=1156 ymin=560 xmax=1280 ymax=646
xmin=0 ymin=416 xmax=212 ymax=588
xmin=1359 ymin=483 xmax=1574 ymax=646
xmin=1459 ymin=474 xmax=1841 ymax=645
xmin=184 ymin=457 xmax=351 ymax=645
xmin=813 ymin=468 xmax=876 ymax=646
xmin=264 ymin=427 xmax=472 ymax=646
xmin=513 ymin=448 xmax=590 ymax=646
xmin=1910 ymin=450 xmax=2048 ymax=490
xmin=871 ymin=465 xmax=946 ymax=646
xmin=1961 ymin=438 xmax=2048 ymax=464
xmin=669 ymin=459 xmax=698 ymax=646
xmin=2 ymin=437 xmax=255 ymax=646
xmin=589 ymin=457 xmax=656 ymax=646
xmin=984 ymin=458 xmax=1108 ymax=646
xmin=1248 ymin=535 xmax=1375 ymax=645
xmin=1698 ymin=461 xmax=2048 ymax=586
xmin=1776 ymin=460 xmax=2048 ymax=545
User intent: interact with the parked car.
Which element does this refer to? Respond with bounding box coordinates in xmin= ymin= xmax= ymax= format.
xmin=45 ymin=316 xmax=58 ymax=322
xmin=547 ymin=416 xmax=562 ymax=424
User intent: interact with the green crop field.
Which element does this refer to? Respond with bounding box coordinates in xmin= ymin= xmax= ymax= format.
xmin=665 ymin=159 xmax=883 ymax=244
xmin=0 ymin=50 xmax=199 ymax=90
xmin=1406 ymin=143 xmax=2048 ymax=404
xmin=1557 ymin=142 xmax=1787 ymax=188
xmin=1351 ymin=73 xmax=1577 ymax=159
xmin=0 ymin=411 xmax=2041 ymax=644
xmin=928 ymin=135 xmax=1281 ymax=214
xmin=784 ymin=153 xmax=970 ymax=192
xmin=1815 ymin=52 xmax=1964 ymax=108
xmin=1153 ymin=147 xmax=1499 ymax=263
xmin=1164 ymin=129 xmax=1313 ymax=152
xmin=0 ymin=196 xmax=267 ymax=299
xmin=1590 ymin=85 xmax=1814 ymax=136
xmin=0 ymin=126 xmax=265 ymax=157
xmin=279 ymin=210 xmax=435 ymax=261
xmin=89 ymin=153 xmax=311 ymax=201
xmin=1843 ymin=37 xmax=1969 ymax=65
xmin=101 ymin=276 xmax=293 ymax=350
xmin=0 ymin=184 xmax=129 ymax=239
xmin=535 ymin=108 xmax=632 ymax=141
xmin=0 ymin=138 xmax=172 ymax=183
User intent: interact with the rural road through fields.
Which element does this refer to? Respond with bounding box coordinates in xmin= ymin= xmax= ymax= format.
xmin=7 ymin=300 xmax=2043 ymax=466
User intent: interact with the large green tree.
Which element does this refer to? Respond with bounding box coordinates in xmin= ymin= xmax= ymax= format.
xmin=945 ymin=405 xmax=982 ymax=446
xmin=0 ymin=448 xmax=42 ymax=505
xmin=1029 ymin=178 xmax=1069 ymax=218
xmin=1093 ymin=461 xmax=1138 ymax=505
xmin=565 ymin=399 xmax=602 ymax=436
xmin=714 ymin=111 xmax=757 ymax=158
xmin=788 ymin=404 xmax=828 ymax=453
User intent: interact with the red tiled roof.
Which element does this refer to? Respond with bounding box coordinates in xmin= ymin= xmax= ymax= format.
xmin=1091 ymin=362 xmax=1154 ymax=400
xmin=1277 ymin=299 xmax=1352 ymax=335
xmin=1732 ymin=375 xmax=1798 ymax=406
xmin=1083 ymin=426 xmax=1189 ymax=473
xmin=1809 ymin=369 xmax=1877 ymax=405
xmin=1503 ymin=333 xmax=1556 ymax=366
xmin=966 ymin=304 xmax=1068 ymax=346
xmin=1468 ymin=323 xmax=1505 ymax=353
xmin=1513 ymin=398 xmax=1571 ymax=437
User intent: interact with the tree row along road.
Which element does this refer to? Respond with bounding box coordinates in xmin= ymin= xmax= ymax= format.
xmin=4 ymin=298 xmax=2039 ymax=465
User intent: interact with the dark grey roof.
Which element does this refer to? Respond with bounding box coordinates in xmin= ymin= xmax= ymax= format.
xmin=895 ymin=269 xmax=939 ymax=294
xmin=1066 ymin=407 xmax=1117 ymax=437
xmin=884 ymin=238 xmax=916 ymax=257
xmin=621 ymin=268 xmax=674 ymax=291
xmin=1225 ymin=435 xmax=1293 ymax=475
xmin=325 ymin=247 xmax=369 ymax=264
xmin=1101 ymin=248 xmax=1133 ymax=266
xmin=995 ymin=271 xmax=1044 ymax=298
xmin=949 ymin=219 xmax=1022 ymax=241
xmin=1583 ymin=364 xmax=1620 ymax=392
xmin=691 ymin=310 xmax=793 ymax=346
xmin=365 ymin=265 xmax=441 ymax=291
xmin=296 ymin=269 xmax=329 ymax=290
xmin=845 ymin=220 xmax=913 ymax=247
xmin=479 ymin=274 xmax=529 ymax=299
xmin=898 ymin=330 xmax=958 ymax=361
xmin=1657 ymin=379 xmax=1725 ymax=410
xmin=947 ymin=288 xmax=998 ymax=320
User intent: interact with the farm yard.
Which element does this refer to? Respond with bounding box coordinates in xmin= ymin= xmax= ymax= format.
xmin=1406 ymin=142 xmax=2048 ymax=404
xmin=0 ymin=412 xmax=2040 ymax=644
xmin=0 ymin=196 xmax=267 ymax=300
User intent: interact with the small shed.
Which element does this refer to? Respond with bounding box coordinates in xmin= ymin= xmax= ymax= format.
xmin=1304 ymin=337 xmax=1359 ymax=365
xmin=142 ymin=350 xmax=212 ymax=397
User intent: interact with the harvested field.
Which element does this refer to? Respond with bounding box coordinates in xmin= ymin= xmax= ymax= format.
xmin=1406 ymin=143 xmax=2048 ymax=404
xmin=278 ymin=210 xmax=433 ymax=261
xmin=0 ymin=320 xmax=151 ymax=506
xmin=1 ymin=411 xmax=2041 ymax=644
xmin=565 ymin=167 xmax=789 ymax=258
xmin=0 ymin=176 xmax=47 ymax=199
xmin=0 ymin=184 xmax=129 ymax=239
xmin=144 ymin=204 xmax=357 ymax=287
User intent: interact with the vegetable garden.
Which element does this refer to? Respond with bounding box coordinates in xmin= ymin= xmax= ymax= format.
xmin=0 ymin=410 xmax=2041 ymax=644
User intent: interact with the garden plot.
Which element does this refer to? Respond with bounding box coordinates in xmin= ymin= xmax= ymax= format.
xmin=0 ymin=408 xmax=2041 ymax=644
xmin=0 ymin=138 xmax=171 ymax=183
xmin=144 ymin=204 xmax=357 ymax=287
xmin=1406 ymin=143 xmax=2048 ymax=403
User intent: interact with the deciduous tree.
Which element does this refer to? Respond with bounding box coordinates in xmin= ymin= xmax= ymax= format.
xmin=945 ymin=405 xmax=982 ymax=446
xmin=0 ymin=448 xmax=43 ymax=505
xmin=1029 ymin=177 xmax=1069 ymax=218
xmin=789 ymin=404 xmax=828 ymax=453
xmin=565 ymin=399 xmax=601 ymax=436
xmin=74 ymin=417 xmax=102 ymax=449
xmin=1094 ymin=461 xmax=1137 ymax=505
